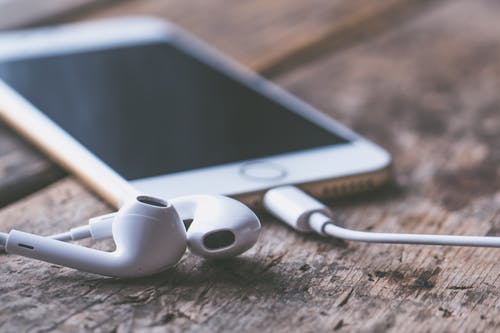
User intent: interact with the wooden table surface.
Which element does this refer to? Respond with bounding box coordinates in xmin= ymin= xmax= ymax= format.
xmin=1 ymin=0 xmax=500 ymax=332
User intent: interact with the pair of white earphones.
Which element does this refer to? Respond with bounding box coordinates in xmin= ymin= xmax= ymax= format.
xmin=1 ymin=186 xmax=499 ymax=278
xmin=0 ymin=194 xmax=261 ymax=278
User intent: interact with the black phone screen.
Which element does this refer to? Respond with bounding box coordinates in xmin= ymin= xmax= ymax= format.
xmin=0 ymin=41 xmax=348 ymax=180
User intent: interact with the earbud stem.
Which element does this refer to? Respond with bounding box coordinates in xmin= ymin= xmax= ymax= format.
xmin=88 ymin=213 xmax=115 ymax=240
xmin=5 ymin=230 xmax=121 ymax=276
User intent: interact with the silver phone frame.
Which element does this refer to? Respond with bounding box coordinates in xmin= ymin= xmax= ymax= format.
xmin=0 ymin=17 xmax=391 ymax=208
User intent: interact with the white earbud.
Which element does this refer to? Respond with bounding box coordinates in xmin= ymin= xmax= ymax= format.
xmin=2 ymin=196 xmax=186 ymax=277
xmin=49 ymin=194 xmax=261 ymax=259
xmin=0 ymin=194 xmax=261 ymax=278
xmin=170 ymin=195 xmax=261 ymax=258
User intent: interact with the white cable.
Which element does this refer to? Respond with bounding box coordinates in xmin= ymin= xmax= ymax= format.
xmin=47 ymin=213 xmax=115 ymax=242
xmin=264 ymin=185 xmax=500 ymax=248
xmin=311 ymin=212 xmax=500 ymax=247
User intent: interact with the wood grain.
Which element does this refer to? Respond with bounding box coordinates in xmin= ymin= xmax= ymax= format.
xmin=0 ymin=0 xmax=108 ymax=31
xmin=277 ymin=0 xmax=500 ymax=211
xmin=73 ymin=0 xmax=422 ymax=71
xmin=0 ymin=122 xmax=64 ymax=207
xmin=273 ymin=0 xmax=500 ymax=330
xmin=0 ymin=0 xmax=418 ymax=207
xmin=2 ymin=0 xmax=500 ymax=332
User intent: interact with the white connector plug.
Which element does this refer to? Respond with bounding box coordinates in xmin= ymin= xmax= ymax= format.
xmin=50 ymin=213 xmax=115 ymax=241
xmin=263 ymin=185 xmax=500 ymax=247
xmin=263 ymin=186 xmax=333 ymax=234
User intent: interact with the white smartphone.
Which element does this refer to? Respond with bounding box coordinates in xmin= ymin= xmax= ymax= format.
xmin=0 ymin=17 xmax=391 ymax=208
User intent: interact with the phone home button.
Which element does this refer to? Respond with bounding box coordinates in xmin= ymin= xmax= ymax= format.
xmin=239 ymin=161 xmax=287 ymax=181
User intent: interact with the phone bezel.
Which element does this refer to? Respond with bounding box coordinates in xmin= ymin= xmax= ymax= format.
xmin=0 ymin=17 xmax=391 ymax=205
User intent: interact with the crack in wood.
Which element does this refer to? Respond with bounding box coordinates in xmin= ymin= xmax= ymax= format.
xmin=336 ymin=287 xmax=354 ymax=307
xmin=447 ymin=285 xmax=474 ymax=290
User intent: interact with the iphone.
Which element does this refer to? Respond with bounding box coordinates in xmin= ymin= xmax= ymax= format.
xmin=0 ymin=17 xmax=391 ymax=208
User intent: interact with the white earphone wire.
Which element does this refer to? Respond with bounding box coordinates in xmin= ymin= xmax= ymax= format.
xmin=309 ymin=213 xmax=500 ymax=247
xmin=264 ymin=186 xmax=500 ymax=248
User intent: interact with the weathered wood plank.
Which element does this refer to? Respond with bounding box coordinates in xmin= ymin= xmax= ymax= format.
xmin=1 ymin=0 xmax=500 ymax=332
xmin=73 ymin=0 xmax=424 ymax=71
xmin=272 ymin=0 xmax=500 ymax=330
xmin=0 ymin=122 xmax=64 ymax=207
xmin=0 ymin=0 xmax=420 ymax=207
xmin=0 ymin=0 xmax=108 ymax=31
xmin=276 ymin=0 xmax=500 ymax=211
